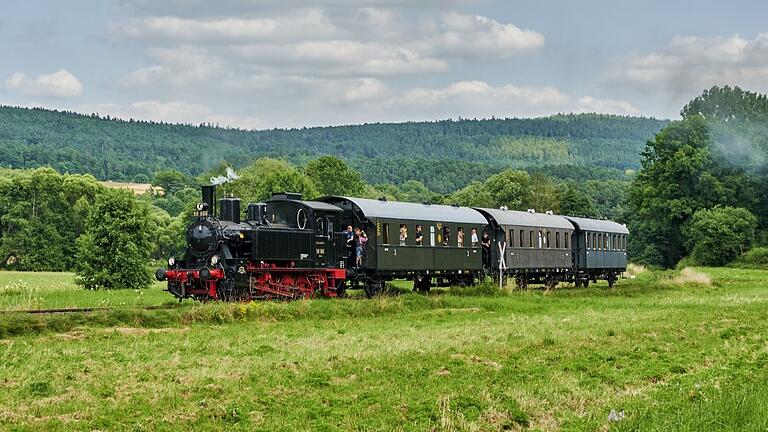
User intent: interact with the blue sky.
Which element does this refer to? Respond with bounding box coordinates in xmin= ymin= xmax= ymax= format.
xmin=1 ymin=0 xmax=766 ymax=129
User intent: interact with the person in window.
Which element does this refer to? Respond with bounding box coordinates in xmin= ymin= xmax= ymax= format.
xmin=415 ymin=225 xmax=423 ymax=246
xmin=399 ymin=224 xmax=408 ymax=246
xmin=354 ymin=227 xmax=368 ymax=268
xmin=345 ymin=225 xmax=354 ymax=266
xmin=481 ymin=231 xmax=491 ymax=265
xmin=443 ymin=226 xmax=450 ymax=246
xmin=457 ymin=227 xmax=464 ymax=247
xmin=471 ymin=227 xmax=479 ymax=247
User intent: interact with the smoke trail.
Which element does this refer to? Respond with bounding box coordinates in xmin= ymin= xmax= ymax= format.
xmin=210 ymin=167 xmax=240 ymax=185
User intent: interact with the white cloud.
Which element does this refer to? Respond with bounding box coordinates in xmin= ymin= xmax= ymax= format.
xmin=342 ymin=78 xmax=389 ymax=102
xmin=574 ymin=96 xmax=639 ymax=115
xmin=78 ymin=100 xmax=262 ymax=129
xmin=605 ymin=33 xmax=768 ymax=94
xmin=399 ymin=80 xmax=567 ymax=107
xmin=4 ymin=69 xmax=83 ymax=98
xmin=113 ymin=9 xmax=342 ymax=44
xmin=123 ymin=47 xmax=224 ymax=87
xmin=418 ymin=13 xmax=545 ymax=59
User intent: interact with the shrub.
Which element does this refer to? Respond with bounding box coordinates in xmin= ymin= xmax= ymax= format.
xmin=75 ymin=189 xmax=154 ymax=290
xmin=684 ymin=206 xmax=757 ymax=266
xmin=731 ymin=247 xmax=768 ymax=269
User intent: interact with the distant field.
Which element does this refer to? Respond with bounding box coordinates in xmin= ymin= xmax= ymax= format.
xmin=1 ymin=268 xmax=768 ymax=431
xmin=0 ymin=271 xmax=171 ymax=310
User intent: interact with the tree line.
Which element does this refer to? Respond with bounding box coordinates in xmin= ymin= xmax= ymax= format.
xmin=0 ymin=107 xmax=666 ymax=193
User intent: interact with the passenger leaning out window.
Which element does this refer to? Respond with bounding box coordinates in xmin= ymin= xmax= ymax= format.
xmin=399 ymin=224 xmax=408 ymax=246
xmin=415 ymin=225 xmax=423 ymax=245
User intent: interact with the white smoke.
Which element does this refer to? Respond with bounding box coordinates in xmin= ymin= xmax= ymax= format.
xmin=210 ymin=167 xmax=240 ymax=185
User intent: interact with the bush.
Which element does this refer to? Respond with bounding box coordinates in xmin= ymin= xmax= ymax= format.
xmin=731 ymin=247 xmax=768 ymax=269
xmin=684 ymin=206 xmax=757 ymax=266
xmin=75 ymin=189 xmax=154 ymax=290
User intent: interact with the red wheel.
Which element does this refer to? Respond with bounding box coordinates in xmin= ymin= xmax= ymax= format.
xmin=295 ymin=276 xmax=315 ymax=299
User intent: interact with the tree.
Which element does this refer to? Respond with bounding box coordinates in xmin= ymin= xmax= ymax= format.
xmin=75 ymin=189 xmax=154 ymax=290
xmin=528 ymin=173 xmax=559 ymax=213
xmin=0 ymin=168 xmax=102 ymax=271
xmin=151 ymin=169 xmax=191 ymax=195
xmin=449 ymin=181 xmax=494 ymax=208
xmin=484 ymin=170 xmax=532 ymax=210
xmin=627 ymin=116 xmax=735 ymax=267
xmin=684 ymin=207 xmax=757 ymax=266
xmin=305 ymin=156 xmax=365 ymax=196
xmin=219 ymin=158 xmax=317 ymax=203
xmin=557 ymin=183 xmax=596 ymax=217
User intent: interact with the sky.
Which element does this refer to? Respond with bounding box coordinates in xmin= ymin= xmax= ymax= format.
xmin=1 ymin=0 xmax=767 ymax=129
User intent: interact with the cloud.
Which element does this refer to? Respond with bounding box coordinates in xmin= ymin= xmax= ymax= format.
xmin=574 ymin=96 xmax=639 ymax=115
xmin=418 ymin=13 xmax=545 ymax=59
xmin=399 ymin=80 xmax=567 ymax=108
xmin=112 ymin=9 xmax=342 ymax=44
xmin=77 ymin=100 xmax=263 ymax=129
xmin=604 ymin=33 xmax=768 ymax=95
xmin=4 ymin=69 xmax=83 ymax=98
xmin=123 ymin=47 xmax=224 ymax=87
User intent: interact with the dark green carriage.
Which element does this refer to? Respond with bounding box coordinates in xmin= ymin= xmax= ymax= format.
xmin=320 ymin=196 xmax=488 ymax=292
xmin=476 ymin=208 xmax=575 ymax=288
xmin=563 ymin=216 xmax=629 ymax=287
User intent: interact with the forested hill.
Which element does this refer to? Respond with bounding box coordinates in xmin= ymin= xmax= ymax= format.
xmin=0 ymin=106 xmax=668 ymax=192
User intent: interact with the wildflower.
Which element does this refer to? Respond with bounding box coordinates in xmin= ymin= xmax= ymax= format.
xmin=608 ymin=410 xmax=625 ymax=422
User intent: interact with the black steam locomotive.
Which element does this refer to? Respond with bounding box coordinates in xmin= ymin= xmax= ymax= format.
xmin=156 ymin=185 xmax=629 ymax=300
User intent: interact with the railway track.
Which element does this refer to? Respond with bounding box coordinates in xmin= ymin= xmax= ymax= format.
xmin=0 ymin=304 xmax=187 ymax=315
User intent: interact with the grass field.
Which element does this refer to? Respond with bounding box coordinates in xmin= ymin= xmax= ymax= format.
xmin=1 ymin=267 xmax=768 ymax=431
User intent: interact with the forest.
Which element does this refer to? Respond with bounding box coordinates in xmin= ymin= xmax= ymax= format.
xmin=0 ymin=108 xmax=665 ymax=193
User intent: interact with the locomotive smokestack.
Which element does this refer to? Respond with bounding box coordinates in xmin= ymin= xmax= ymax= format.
xmin=202 ymin=185 xmax=216 ymax=217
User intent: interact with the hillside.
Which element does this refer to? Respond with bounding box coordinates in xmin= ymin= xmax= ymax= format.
xmin=0 ymin=106 xmax=668 ymax=192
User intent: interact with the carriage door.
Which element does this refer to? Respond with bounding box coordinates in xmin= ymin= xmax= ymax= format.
xmin=315 ymin=214 xmax=327 ymax=267
xmin=324 ymin=216 xmax=338 ymax=267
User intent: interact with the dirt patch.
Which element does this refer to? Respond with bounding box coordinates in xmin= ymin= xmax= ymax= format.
xmin=110 ymin=327 xmax=189 ymax=337
xmin=450 ymin=353 xmax=502 ymax=370
xmin=671 ymin=268 xmax=712 ymax=285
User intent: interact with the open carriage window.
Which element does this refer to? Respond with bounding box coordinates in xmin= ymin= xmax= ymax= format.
xmin=382 ymin=223 xmax=390 ymax=245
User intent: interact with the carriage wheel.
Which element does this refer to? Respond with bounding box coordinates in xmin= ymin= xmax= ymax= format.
xmin=364 ymin=280 xmax=383 ymax=298
xmin=607 ymin=274 xmax=617 ymax=288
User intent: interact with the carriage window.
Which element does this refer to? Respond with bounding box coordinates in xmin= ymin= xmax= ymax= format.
xmin=538 ymin=231 xmax=543 ymax=248
xmin=622 ymin=235 xmax=626 ymax=251
xmin=316 ymin=217 xmax=324 ymax=234
xmin=597 ymin=233 xmax=602 ymax=250
xmin=457 ymin=227 xmax=465 ymax=247
xmin=442 ymin=225 xmax=450 ymax=246
xmin=604 ymin=233 xmax=608 ymax=250
xmin=382 ymin=223 xmax=390 ymax=244
xmin=529 ymin=231 xmax=534 ymax=248
xmin=546 ymin=232 xmax=551 ymax=248
xmin=586 ymin=232 xmax=591 ymax=249
xmin=430 ymin=225 xmax=436 ymax=246
xmin=565 ymin=232 xmax=570 ymax=249
xmin=519 ymin=230 xmax=524 ymax=247
xmin=555 ymin=232 xmax=560 ymax=249
xmin=509 ymin=229 xmax=514 ymax=246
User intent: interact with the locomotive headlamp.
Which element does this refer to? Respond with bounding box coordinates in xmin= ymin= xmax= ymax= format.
xmin=196 ymin=202 xmax=205 ymax=211
xmin=168 ymin=257 xmax=176 ymax=267
xmin=210 ymin=255 xmax=219 ymax=265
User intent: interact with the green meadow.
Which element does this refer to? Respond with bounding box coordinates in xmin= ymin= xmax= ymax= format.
xmin=1 ymin=267 xmax=767 ymax=431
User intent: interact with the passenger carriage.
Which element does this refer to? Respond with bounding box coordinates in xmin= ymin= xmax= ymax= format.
xmin=320 ymin=196 xmax=487 ymax=296
xmin=475 ymin=208 xmax=575 ymax=289
xmin=563 ymin=216 xmax=629 ymax=288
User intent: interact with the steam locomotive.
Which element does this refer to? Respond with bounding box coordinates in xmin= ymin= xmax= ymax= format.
xmin=156 ymin=185 xmax=629 ymax=300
